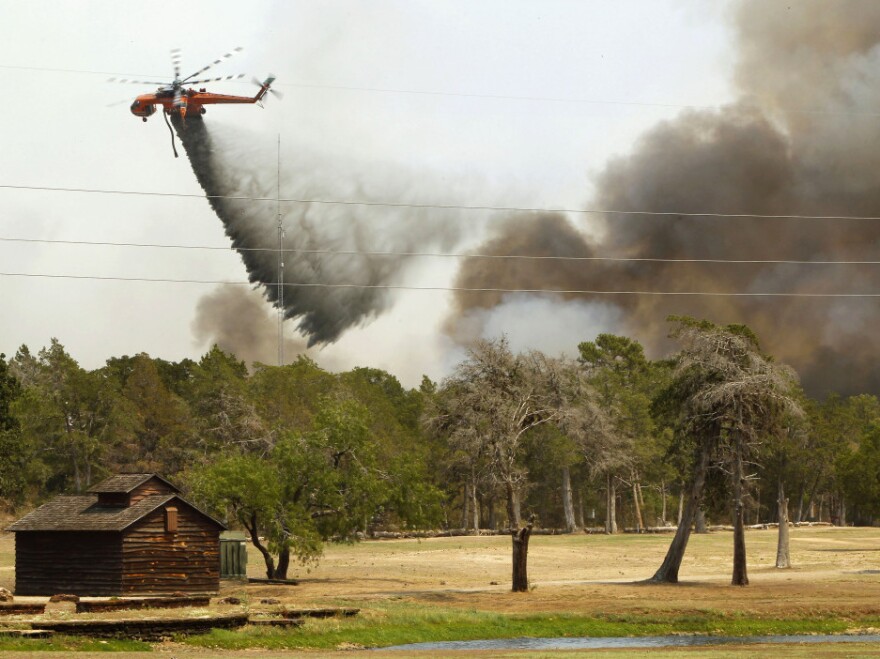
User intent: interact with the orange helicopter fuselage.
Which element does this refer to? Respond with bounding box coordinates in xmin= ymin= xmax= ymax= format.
xmin=130 ymin=79 xmax=272 ymax=121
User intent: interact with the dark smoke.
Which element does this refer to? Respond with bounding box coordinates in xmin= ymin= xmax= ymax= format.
xmin=192 ymin=285 xmax=309 ymax=367
xmin=173 ymin=117 xmax=463 ymax=346
xmin=447 ymin=1 xmax=880 ymax=397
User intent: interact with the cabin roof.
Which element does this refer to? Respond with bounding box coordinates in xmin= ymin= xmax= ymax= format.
xmin=7 ymin=494 xmax=226 ymax=532
xmin=86 ymin=473 xmax=180 ymax=494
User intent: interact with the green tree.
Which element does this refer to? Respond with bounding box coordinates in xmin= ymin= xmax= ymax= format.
xmin=839 ymin=422 xmax=880 ymax=525
xmin=12 ymin=340 xmax=120 ymax=492
xmin=186 ymin=346 xmax=269 ymax=455
xmin=0 ymin=354 xmax=28 ymax=508
xmin=116 ymin=354 xmax=195 ymax=475
xmin=190 ymin=396 xmax=414 ymax=579
xmin=579 ymin=335 xmax=667 ymax=532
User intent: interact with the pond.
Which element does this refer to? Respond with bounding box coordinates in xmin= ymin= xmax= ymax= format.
xmin=381 ymin=634 xmax=880 ymax=651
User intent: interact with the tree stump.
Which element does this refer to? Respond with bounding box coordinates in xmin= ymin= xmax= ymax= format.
xmin=511 ymin=516 xmax=535 ymax=592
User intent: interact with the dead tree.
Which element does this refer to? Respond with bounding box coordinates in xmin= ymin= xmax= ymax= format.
xmin=776 ymin=486 xmax=791 ymax=568
xmin=511 ymin=515 xmax=536 ymax=592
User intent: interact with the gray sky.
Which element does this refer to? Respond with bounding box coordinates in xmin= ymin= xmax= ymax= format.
xmin=0 ymin=0 xmax=733 ymax=384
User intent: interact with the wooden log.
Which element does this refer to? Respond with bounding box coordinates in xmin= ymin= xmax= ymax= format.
xmin=76 ymin=596 xmax=211 ymax=613
xmin=0 ymin=629 xmax=53 ymax=638
xmin=37 ymin=612 xmax=248 ymax=640
xmin=0 ymin=603 xmax=46 ymax=616
xmin=281 ymin=607 xmax=360 ymax=619
xmin=247 ymin=618 xmax=304 ymax=627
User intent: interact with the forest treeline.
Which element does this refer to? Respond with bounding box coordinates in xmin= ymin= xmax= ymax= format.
xmin=1 ymin=317 xmax=879 ymax=579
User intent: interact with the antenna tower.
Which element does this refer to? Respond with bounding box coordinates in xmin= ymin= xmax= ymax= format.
xmin=276 ymin=135 xmax=285 ymax=367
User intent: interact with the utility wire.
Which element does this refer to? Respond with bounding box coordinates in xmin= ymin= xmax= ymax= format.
xmin=3 ymin=183 xmax=880 ymax=222
xmin=2 ymin=271 xmax=879 ymax=297
xmin=2 ymin=236 xmax=879 ymax=266
xmin=3 ymin=62 xmax=879 ymax=117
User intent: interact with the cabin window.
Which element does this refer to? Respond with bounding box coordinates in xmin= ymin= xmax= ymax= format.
xmin=165 ymin=506 xmax=178 ymax=533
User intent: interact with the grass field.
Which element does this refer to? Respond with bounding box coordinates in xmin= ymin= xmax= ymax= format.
xmin=1 ymin=526 xmax=879 ymax=656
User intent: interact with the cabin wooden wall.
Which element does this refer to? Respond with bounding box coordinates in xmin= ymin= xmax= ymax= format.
xmin=15 ymin=532 xmax=123 ymax=596
xmin=121 ymin=505 xmax=220 ymax=594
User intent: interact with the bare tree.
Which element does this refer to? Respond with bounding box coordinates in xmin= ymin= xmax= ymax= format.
xmin=649 ymin=317 xmax=803 ymax=585
xmin=430 ymin=338 xmax=590 ymax=591
xmin=434 ymin=338 xmax=573 ymax=528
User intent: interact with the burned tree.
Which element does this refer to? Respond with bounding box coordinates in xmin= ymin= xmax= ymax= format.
xmin=511 ymin=515 xmax=536 ymax=592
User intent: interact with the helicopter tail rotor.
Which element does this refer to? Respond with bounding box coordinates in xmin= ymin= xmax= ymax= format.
xmin=252 ymin=75 xmax=281 ymax=103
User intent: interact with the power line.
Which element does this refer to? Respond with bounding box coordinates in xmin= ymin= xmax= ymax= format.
xmin=2 ymin=236 xmax=880 ymax=266
xmin=3 ymin=62 xmax=879 ymax=118
xmin=3 ymin=183 xmax=880 ymax=222
xmin=2 ymin=271 xmax=879 ymax=298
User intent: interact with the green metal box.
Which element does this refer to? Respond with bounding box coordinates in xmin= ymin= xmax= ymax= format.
xmin=219 ymin=531 xmax=248 ymax=579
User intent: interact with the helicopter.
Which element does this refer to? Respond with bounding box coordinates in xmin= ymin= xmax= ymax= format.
xmin=111 ymin=47 xmax=279 ymax=122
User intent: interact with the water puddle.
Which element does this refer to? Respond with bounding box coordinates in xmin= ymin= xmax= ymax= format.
xmin=381 ymin=634 xmax=880 ymax=651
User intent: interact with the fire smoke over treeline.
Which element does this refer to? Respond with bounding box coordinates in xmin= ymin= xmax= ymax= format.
xmin=449 ymin=1 xmax=880 ymax=397
xmin=177 ymin=1 xmax=880 ymax=396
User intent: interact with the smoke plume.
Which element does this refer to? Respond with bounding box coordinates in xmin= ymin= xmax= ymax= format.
xmin=173 ymin=117 xmax=463 ymax=347
xmin=192 ymin=285 xmax=309 ymax=367
xmin=447 ymin=1 xmax=880 ymax=397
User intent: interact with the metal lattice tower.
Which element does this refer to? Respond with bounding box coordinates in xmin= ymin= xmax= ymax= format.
xmin=276 ymin=135 xmax=285 ymax=367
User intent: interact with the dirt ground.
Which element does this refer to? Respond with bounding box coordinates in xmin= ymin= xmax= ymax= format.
xmin=1 ymin=526 xmax=880 ymax=656
xmin=231 ymin=526 xmax=880 ymax=619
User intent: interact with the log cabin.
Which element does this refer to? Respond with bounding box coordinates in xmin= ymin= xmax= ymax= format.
xmin=8 ymin=473 xmax=225 ymax=596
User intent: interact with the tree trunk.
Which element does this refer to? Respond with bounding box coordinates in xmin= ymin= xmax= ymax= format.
xmin=275 ymin=546 xmax=291 ymax=580
xmin=795 ymin=486 xmax=805 ymax=524
xmin=506 ymin=482 xmax=522 ymax=529
xmin=632 ymin=480 xmax=644 ymax=532
xmin=775 ymin=477 xmax=791 ymax=569
xmin=605 ymin=474 xmax=618 ymax=534
xmin=576 ymin=488 xmax=585 ymax=530
xmin=804 ymin=474 xmax=821 ymax=521
xmin=731 ymin=437 xmax=749 ymax=586
xmin=461 ymin=483 xmax=470 ymax=530
xmin=487 ymin=496 xmax=496 ymax=530
xmin=838 ymin=495 xmax=846 ymax=526
xmin=471 ymin=482 xmax=480 ymax=534
xmin=660 ymin=479 xmax=668 ymax=526
xmin=562 ymin=466 xmax=577 ymax=532
xmin=649 ymin=441 xmax=711 ymax=583
xmin=753 ymin=486 xmax=760 ymax=525
xmin=677 ymin=485 xmax=684 ymax=525
xmin=511 ymin=517 xmax=535 ymax=592
xmin=695 ymin=507 xmax=708 ymax=533
xmin=244 ymin=514 xmax=277 ymax=580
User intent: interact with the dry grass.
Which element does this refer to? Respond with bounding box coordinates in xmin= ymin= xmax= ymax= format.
xmin=1 ymin=526 xmax=880 ymax=656
xmin=233 ymin=526 xmax=880 ymax=619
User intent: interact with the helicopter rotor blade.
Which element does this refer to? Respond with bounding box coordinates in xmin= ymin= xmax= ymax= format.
xmin=107 ymin=78 xmax=167 ymax=85
xmin=180 ymin=46 xmax=243 ymax=84
xmin=251 ymin=76 xmax=282 ymax=100
xmin=185 ymin=73 xmax=246 ymax=86
xmin=171 ymin=48 xmax=182 ymax=81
